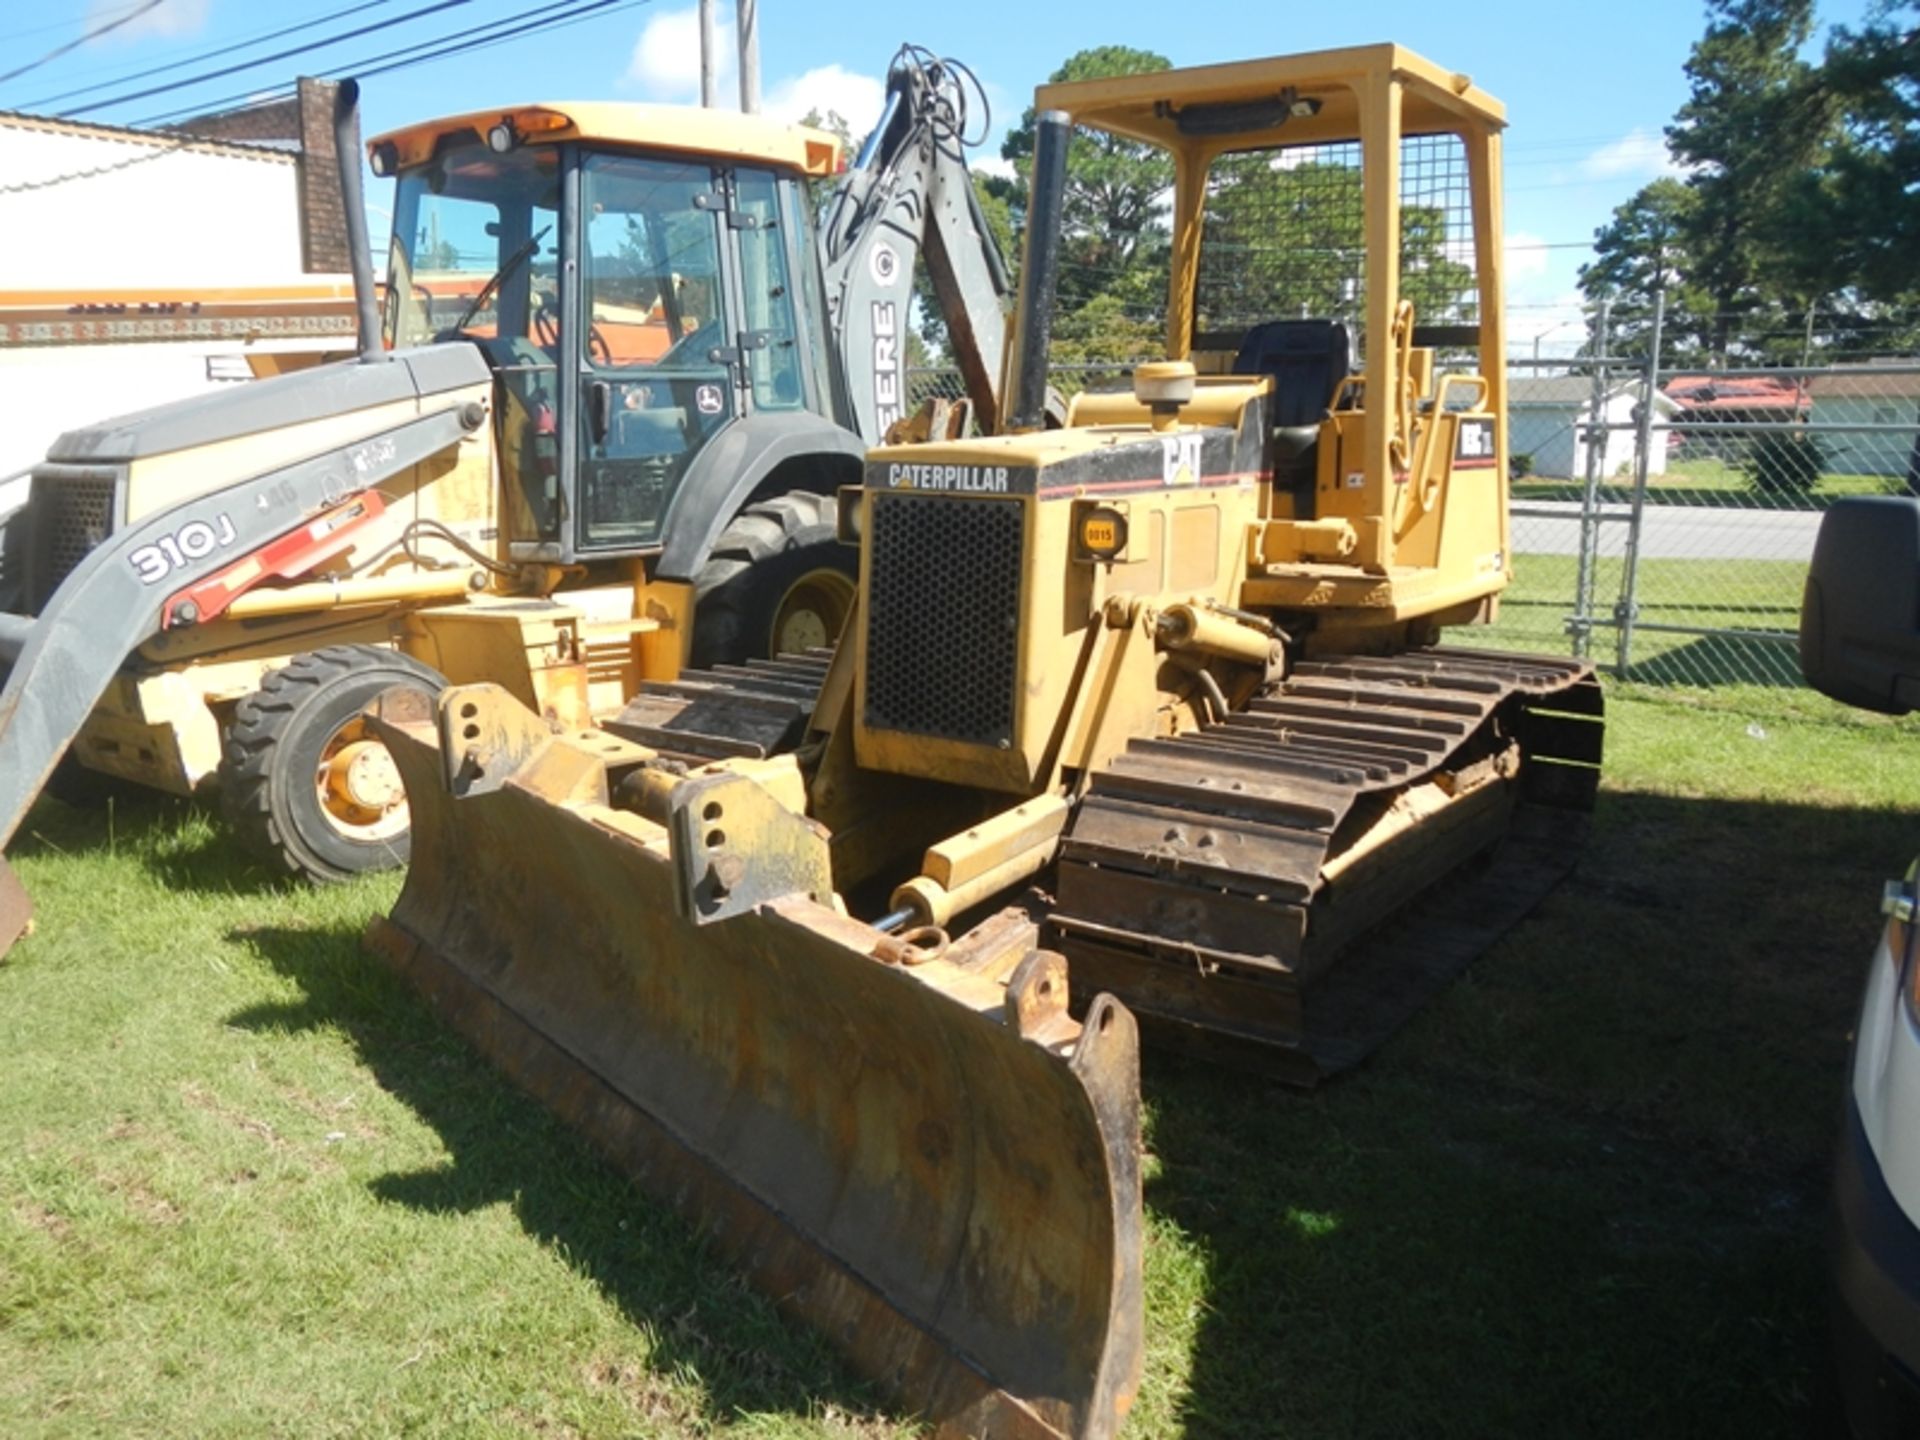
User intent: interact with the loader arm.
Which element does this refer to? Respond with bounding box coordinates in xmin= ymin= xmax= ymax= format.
xmin=821 ymin=47 xmax=1011 ymax=439
xmin=0 ymin=396 xmax=485 ymax=949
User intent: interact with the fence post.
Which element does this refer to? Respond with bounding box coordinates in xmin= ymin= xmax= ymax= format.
xmin=1572 ymin=299 xmax=1610 ymax=659
xmin=1614 ymin=290 xmax=1664 ymax=675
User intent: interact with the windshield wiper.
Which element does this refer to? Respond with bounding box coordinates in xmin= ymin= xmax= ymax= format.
xmin=444 ymin=224 xmax=552 ymax=337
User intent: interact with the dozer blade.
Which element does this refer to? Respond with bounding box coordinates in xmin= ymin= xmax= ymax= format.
xmin=368 ymin=685 xmax=1144 ymax=1440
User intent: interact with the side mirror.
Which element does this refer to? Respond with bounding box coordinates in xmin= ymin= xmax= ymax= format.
xmin=1800 ymin=496 xmax=1920 ymax=714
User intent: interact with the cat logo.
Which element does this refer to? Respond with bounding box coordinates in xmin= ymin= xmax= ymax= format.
xmin=1160 ymin=433 xmax=1203 ymax=487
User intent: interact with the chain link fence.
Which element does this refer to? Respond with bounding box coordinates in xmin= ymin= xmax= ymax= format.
xmin=911 ymin=308 xmax=1919 ymax=691
xmin=1503 ymin=299 xmax=1920 ymax=687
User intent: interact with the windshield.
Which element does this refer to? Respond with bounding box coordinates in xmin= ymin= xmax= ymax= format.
xmin=384 ymin=143 xmax=561 ymax=350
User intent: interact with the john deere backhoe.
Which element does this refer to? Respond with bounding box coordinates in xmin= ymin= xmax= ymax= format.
xmin=368 ymin=44 xmax=1605 ymax=1438
xmin=0 ymin=49 xmax=1007 ymax=946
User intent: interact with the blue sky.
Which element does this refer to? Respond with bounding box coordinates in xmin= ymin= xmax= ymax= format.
xmin=0 ymin=0 xmax=1884 ymax=353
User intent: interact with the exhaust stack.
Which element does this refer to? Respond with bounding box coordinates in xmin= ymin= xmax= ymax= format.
xmin=333 ymin=78 xmax=386 ymax=365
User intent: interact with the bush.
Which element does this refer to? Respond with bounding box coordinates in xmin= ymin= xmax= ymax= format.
xmin=1742 ymin=430 xmax=1825 ymax=499
xmin=1509 ymin=451 xmax=1535 ymax=480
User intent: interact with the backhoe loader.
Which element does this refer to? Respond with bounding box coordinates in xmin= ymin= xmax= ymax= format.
xmin=369 ymin=44 xmax=1604 ymax=1437
xmin=0 ymin=48 xmax=1008 ymax=947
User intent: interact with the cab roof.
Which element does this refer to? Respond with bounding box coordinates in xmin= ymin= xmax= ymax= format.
xmin=1035 ymin=43 xmax=1505 ymax=153
xmin=369 ymin=102 xmax=842 ymax=177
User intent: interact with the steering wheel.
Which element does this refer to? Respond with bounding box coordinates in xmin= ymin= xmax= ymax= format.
xmin=532 ymin=297 xmax=612 ymax=365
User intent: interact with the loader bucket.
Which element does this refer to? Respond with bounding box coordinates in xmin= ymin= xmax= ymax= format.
xmin=367 ymin=686 xmax=1144 ymax=1439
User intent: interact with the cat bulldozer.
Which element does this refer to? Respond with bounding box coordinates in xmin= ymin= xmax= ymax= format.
xmin=373 ymin=43 xmax=1604 ymax=1439
xmin=0 ymin=49 xmax=1010 ymax=949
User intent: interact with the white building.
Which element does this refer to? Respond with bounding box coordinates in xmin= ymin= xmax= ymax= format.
xmin=1808 ymin=366 xmax=1920 ymax=482
xmin=0 ymin=81 xmax=357 ymax=498
xmin=1508 ymin=374 xmax=1675 ymax=481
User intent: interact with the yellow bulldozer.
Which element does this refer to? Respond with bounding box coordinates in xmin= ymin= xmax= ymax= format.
xmin=366 ymin=43 xmax=1600 ymax=1440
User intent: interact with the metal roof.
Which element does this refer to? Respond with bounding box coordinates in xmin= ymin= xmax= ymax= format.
xmin=370 ymin=102 xmax=841 ymax=177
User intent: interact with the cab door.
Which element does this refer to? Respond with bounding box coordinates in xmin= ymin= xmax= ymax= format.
xmin=572 ymin=152 xmax=737 ymax=553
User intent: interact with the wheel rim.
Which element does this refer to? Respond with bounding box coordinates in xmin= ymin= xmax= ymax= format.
xmin=770 ymin=568 xmax=855 ymax=655
xmin=314 ymin=717 xmax=409 ymax=843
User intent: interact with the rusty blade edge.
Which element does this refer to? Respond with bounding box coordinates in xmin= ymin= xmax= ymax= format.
xmin=363 ymin=914 xmax=1074 ymax=1440
xmin=0 ymin=856 xmax=31 ymax=960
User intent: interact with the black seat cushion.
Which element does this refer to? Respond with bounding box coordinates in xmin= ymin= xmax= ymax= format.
xmin=1232 ymin=320 xmax=1352 ymax=428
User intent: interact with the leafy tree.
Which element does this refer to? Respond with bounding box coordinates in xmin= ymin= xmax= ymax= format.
xmin=1579 ymin=178 xmax=1713 ymax=361
xmin=1197 ymin=153 xmax=1476 ymax=335
xmin=1664 ymin=0 xmax=1837 ymax=361
xmin=1000 ymin=47 xmax=1175 ymax=325
xmin=1807 ymin=3 xmax=1920 ymax=306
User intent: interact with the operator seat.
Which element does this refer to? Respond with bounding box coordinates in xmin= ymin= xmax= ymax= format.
xmin=1232 ymin=319 xmax=1351 ymax=511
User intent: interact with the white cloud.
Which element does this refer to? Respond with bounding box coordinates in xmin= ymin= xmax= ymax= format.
xmin=971 ymin=152 xmax=1016 ymax=182
xmin=764 ymin=64 xmax=885 ymax=135
xmin=87 ymin=0 xmax=210 ymax=42
xmin=1582 ymin=128 xmax=1680 ymax=181
xmin=625 ymin=7 xmax=735 ymax=101
xmin=622 ymin=9 xmax=883 ymax=138
xmin=1505 ymin=293 xmax=1590 ymax=353
xmin=1504 ymin=230 xmax=1552 ymax=282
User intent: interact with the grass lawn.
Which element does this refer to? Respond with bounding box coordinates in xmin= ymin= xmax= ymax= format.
xmin=4 ymin=683 xmax=1918 ymax=1437
xmin=1482 ymin=552 xmax=1812 ymax=686
xmin=1513 ymin=457 xmax=1900 ymax=508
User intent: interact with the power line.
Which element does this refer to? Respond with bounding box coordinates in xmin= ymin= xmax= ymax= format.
xmin=24 ymin=0 xmax=402 ymax=109
xmin=59 ymin=0 xmax=475 ymax=118
xmin=135 ymin=0 xmax=643 ymax=127
xmin=0 ymin=1 xmax=146 ymax=45
xmin=0 ymin=0 xmax=166 ymax=87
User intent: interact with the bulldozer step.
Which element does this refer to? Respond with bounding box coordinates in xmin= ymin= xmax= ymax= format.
xmin=603 ymin=648 xmax=834 ymax=761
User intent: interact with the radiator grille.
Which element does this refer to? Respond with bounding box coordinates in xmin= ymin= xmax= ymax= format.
xmin=30 ymin=469 xmax=120 ymax=607
xmin=863 ymin=494 xmax=1023 ymax=747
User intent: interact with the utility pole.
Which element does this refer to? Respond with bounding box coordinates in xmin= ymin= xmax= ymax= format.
xmin=698 ymin=0 xmax=717 ymax=107
xmin=737 ymin=0 xmax=760 ymax=113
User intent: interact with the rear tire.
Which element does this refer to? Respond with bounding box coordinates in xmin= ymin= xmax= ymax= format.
xmin=220 ymin=645 xmax=445 ymax=882
xmin=690 ymin=491 xmax=856 ymax=667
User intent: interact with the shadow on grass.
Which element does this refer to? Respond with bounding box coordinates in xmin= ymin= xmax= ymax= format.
xmin=1140 ymin=787 xmax=1890 ymax=1439
xmin=211 ymin=784 xmax=1894 ymax=1438
xmin=9 ymin=786 xmax=312 ymax=900
xmin=1618 ymin=632 xmax=1803 ymax=687
xmin=224 ymin=921 xmax=891 ymax=1432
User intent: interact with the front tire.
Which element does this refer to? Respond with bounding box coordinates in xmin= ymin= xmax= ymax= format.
xmin=690 ymin=491 xmax=857 ymax=667
xmin=220 ymin=645 xmax=445 ymax=882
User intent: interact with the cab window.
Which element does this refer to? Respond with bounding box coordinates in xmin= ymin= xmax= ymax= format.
xmin=577 ymin=153 xmax=733 ymax=550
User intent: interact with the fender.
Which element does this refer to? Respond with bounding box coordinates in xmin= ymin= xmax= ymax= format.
xmin=654 ymin=411 xmax=866 ymax=582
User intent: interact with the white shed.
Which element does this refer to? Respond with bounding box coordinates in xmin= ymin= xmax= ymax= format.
xmin=1508 ymin=374 xmax=1674 ymax=481
xmin=1808 ymin=367 xmax=1920 ymax=481
xmin=0 ymin=81 xmax=355 ymax=497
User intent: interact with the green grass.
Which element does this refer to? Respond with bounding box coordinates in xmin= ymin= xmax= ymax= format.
xmin=1513 ymin=457 xmax=1899 ymax=506
xmin=1484 ymin=551 xmax=1813 ymax=687
xmin=5 ymin=686 xmax=1919 ymax=1436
